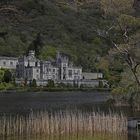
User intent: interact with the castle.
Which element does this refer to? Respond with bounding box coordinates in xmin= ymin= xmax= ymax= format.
xmin=0 ymin=51 xmax=108 ymax=87
xmin=16 ymin=50 xmax=82 ymax=81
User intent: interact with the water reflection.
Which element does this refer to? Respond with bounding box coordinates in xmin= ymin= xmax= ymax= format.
xmin=0 ymin=134 xmax=129 ymax=140
xmin=128 ymin=129 xmax=140 ymax=140
xmin=1 ymin=133 xmax=138 ymax=140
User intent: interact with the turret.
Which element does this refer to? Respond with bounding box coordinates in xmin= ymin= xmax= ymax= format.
xmin=56 ymin=52 xmax=69 ymax=80
xmin=28 ymin=50 xmax=35 ymax=58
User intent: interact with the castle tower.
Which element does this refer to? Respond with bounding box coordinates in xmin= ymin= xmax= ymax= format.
xmin=28 ymin=50 xmax=35 ymax=58
xmin=60 ymin=56 xmax=69 ymax=80
xmin=56 ymin=52 xmax=69 ymax=80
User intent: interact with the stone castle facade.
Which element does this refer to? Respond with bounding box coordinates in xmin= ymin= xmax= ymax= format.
xmin=0 ymin=51 xmax=108 ymax=87
xmin=0 ymin=56 xmax=18 ymax=69
xmin=16 ymin=50 xmax=82 ymax=81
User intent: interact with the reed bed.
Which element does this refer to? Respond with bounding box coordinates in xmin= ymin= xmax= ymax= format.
xmin=0 ymin=111 xmax=128 ymax=139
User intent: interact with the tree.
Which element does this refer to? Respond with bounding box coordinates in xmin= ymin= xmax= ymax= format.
xmin=100 ymin=0 xmax=134 ymax=17
xmin=47 ymin=80 xmax=55 ymax=88
xmin=39 ymin=45 xmax=56 ymax=60
xmin=96 ymin=57 xmax=110 ymax=72
xmin=3 ymin=70 xmax=12 ymax=83
xmin=28 ymin=33 xmax=44 ymax=57
xmin=31 ymin=79 xmax=37 ymax=87
xmin=0 ymin=69 xmax=5 ymax=82
xmin=100 ymin=0 xmax=140 ymax=88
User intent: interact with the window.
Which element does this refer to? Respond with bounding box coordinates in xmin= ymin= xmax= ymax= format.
xmin=35 ymin=62 xmax=38 ymax=67
xmin=36 ymin=69 xmax=39 ymax=73
xmin=74 ymin=76 xmax=77 ymax=80
xmin=10 ymin=62 xmax=13 ymax=66
xmin=63 ymin=67 xmax=66 ymax=72
xmin=74 ymin=70 xmax=79 ymax=74
xmin=63 ymin=75 xmax=66 ymax=79
xmin=37 ymin=75 xmax=39 ymax=79
xmin=77 ymin=70 xmax=80 ymax=74
xmin=68 ymin=70 xmax=72 ymax=77
xmin=3 ymin=61 xmax=6 ymax=66
xmin=53 ymin=69 xmax=55 ymax=72
xmin=63 ymin=64 xmax=66 ymax=67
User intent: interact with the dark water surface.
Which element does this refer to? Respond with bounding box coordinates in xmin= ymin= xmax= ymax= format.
xmin=0 ymin=91 xmax=139 ymax=116
xmin=0 ymin=91 xmax=111 ymax=114
xmin=0 ymin=91 xmax=139 ymax=140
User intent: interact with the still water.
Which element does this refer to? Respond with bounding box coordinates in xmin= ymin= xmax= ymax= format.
xmin=0 ymin=91 xmax=139 ymax=140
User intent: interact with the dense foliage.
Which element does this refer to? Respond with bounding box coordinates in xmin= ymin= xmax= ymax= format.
xmin=100 ymin=0 xmax=140 ymax=91
xmin=0 ymin=0 xmax=110 ymax=70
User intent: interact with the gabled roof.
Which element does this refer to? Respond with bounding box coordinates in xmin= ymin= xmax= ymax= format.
xmin=0 ymin=56 xmax=18 ymax=60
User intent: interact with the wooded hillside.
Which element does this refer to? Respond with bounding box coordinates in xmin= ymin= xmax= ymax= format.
xmin=0 ymin=0 xmax=139 ymax=87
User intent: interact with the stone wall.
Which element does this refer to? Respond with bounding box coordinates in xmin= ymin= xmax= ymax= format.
xmin=16 ymin=79 xmax=108 ymax=87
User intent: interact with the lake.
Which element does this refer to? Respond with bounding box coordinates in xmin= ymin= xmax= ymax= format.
xmin=0 ymin=91 xmax=139 ymax=140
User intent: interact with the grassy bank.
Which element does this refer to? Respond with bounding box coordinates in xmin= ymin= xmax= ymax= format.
xmin=0 ymin=86 xmax=111 ymax=93
xmin=28 ymin=87 xmax=111 ymax=92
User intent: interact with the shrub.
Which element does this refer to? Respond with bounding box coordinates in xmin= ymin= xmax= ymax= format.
xmin=66 ymin=83 xmax=73 ymax=88
xmin=98 ymin=80 xmax=104 ymax=88
xmin=0 ymin=82 xmax=15 ymax=90
xmin=31 ymin=79 xmax=37 ymax=87
xmin=0 ymin=69 xmax=5 ymax=82
xmin=80 ymin=84 xmax=85 ymax=88
xmin=73 ymin=81 xmax=78 ymax=88
xmin=0 ymin=83 xmax=5 ymax=90
xmin=3 ymin=70 xmax=12 ymax=83
xmin=57 ymin=82 xmax=66 ymax=88
xmin=47 ymin=80 xmax=55 ymax=88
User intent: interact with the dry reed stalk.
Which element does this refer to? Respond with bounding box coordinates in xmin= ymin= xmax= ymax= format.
xmin=0 ymin=110 xmax=128 ymax=138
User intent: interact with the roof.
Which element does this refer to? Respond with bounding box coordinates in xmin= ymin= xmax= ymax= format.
xmin=82 ymin=72 xmax=103 ymax=80
xmin=40 ymin=60 xmax=51 ymax=64
xmin=0 ymin=56 xmax=18 ymax=60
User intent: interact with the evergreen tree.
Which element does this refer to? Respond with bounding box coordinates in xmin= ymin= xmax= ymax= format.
xmin=31 ymin=79 xmax=37 ymax=87
xmin=3 ymin=70 xmax=12 ymax=83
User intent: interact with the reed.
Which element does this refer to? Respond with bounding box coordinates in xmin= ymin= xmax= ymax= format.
xmin=0 ymin=110 xmax=128 ymax=139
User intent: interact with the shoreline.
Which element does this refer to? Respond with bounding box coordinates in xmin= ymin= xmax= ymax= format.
xmin=0 ymin=87 xmax=111 ymax=93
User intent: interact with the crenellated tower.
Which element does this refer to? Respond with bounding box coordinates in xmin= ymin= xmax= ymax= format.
xmin=56 ymin=52 xmax=69 ymax=80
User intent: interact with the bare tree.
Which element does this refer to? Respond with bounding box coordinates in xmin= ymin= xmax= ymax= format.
xmin=100 ymin=0 xmax=140 ymax=87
